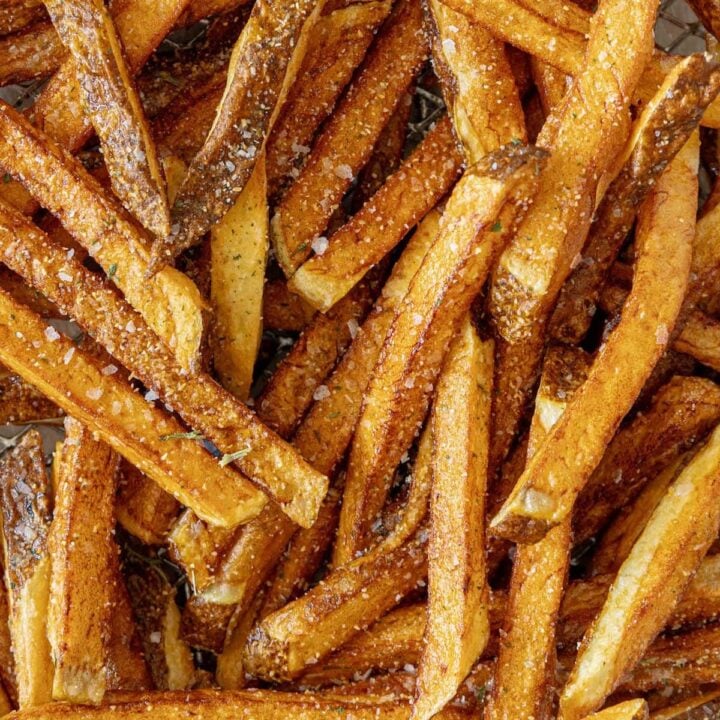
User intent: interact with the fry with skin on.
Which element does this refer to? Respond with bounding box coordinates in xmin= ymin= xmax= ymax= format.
xmin=44 ymin=0 xmax=171 ymax=237
xmin=492 ymin=133 xmax=698 ymax=543
xmin=335 ymin=144 xmax=545 ymax=566
xmin=558 ymin=419 xmax=720 ymax=719
xmin=0 ymin=102 xmax=205 ymax=372
xmin=270 ymin=0 xmax=429 ymax=276
xmin=0 ymin=21 xmax=65 ymax=85
xmin=486 ymin=346 xmax=591 ymax=720
xmin=412 ymin=321 xmax=492 ymax=720
xmin=0 ymin=202 xmax=327 ymax=528
xmin=48 ymin=418 xmax=118 ymax=704
xmin=0 ymin=431 xmax=54 ymax=709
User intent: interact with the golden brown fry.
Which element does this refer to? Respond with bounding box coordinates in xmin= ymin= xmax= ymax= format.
xmin=575 ymin=375 xmax=720 ymax=544
xmin=650 ymin=690 xmax=720 ymax=720
xmin=115 ymin=461 xmax=179 ymax=546
xmin=584 ymin=701 xmax=649 ymax=720
xmin=0 ymin=204 xmax=326 ymax=528
xmin=0 ymin=574 xmax=17 ymax=707
xmin=0 ymin=0 xmax=46 ymax=35
xmin=288 ymin=117 xmax=463 ymax=311
xmin=335 ymin=144 xmax=545 ymax=566
xmin=266 ymin=0 xmax=393 ymax=197
xmin=0 ymin=372 xmax=61 ymax=425
xmin=48 ymin=419 xmax=117 ymax=703
xmin=674 ymin=309 xmax=720 ymax=372
xmin=413 ymin=321 xmax=492 ymax=720
xmin=0 ymin=431 xmax=53 ymax=708
xmin=0 ymin=103 xmax=205 ymax=372
xmin=492 ymin=134 xmax=698 ymax=543
xmin=270 ymin=0 xmax=429 ymax=276
xmin=486 ymin=0 xmax=656 ymax=473
xmin=487 ymin=346 xmax=591 ymax=720
xmin=164 ymin=0 xmax=326 ymax=261
xmin=44 ymin=0 xmax=170 ymax=237
xmin=550 ymin=54 xmax=720 ymax=344
xmin=262 ymin=280 xmax=316 ymax=332
xmin=179 ymin=0 xmax=252 ymax=24
xmin=559 ymin=421 xmax=720 ymax=719
xmin=0 ymin=21 xmax=65 ymax=85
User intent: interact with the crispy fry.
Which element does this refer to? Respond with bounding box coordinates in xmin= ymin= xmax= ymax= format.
xmin=0 ymin=431 xmax=54 ymax=708
xmin=0 ymin=203 xmax=326 ymax=528
xmin=266 ymin=0 xmax=393 ymax=197
xmin=335 ymin=144 xmax=545 ymax=566
xmin=559 ymin=421 xmax=720 ymax=719
xmin=0 ymin=0 xmax=46 ymax=35
xmin=0 ymin=21 xmax=65 ymax=85
xmin=0 ymin=372 xmax=61 ymax=425
xmin=584 ymin=701 xmax=649 ymax=720
xmin=487 ymin=346 xmax=591 ymax=720
xmin=287 ymin=117 xmax=463 ymax=311
xmin=550 ymin=54 xmax=720 ymax=345
xmin=179 ymin=0 xmax=252 ymax=24
xmin=674 ymin=309 xmax=720 ymax=372
xmin=650 ymin=690 xmax=720 ymax=720
xmin=492 ymin=135 xmax=698 ymax=542
xmin=163 ymin=0 xmax=327 ymax=261
xmin=262 ymin=281 xmax=315 ymax=332
xmin=413 ymin=321 xmax=492 ymax=720
xmin=0 ymin=103 xmax=205 ymax=372
xmin=0 ymin=573 xmax=17 ymax=707
xmin=210 ymin=156 xmax=268 ymax=400
xmin=48 ymin=419 xmax=118 ymax=703
xmin=115 ymin=461 xmax=179 ymax=546
xmin=270 ymin=0 xmax=429 ymax=276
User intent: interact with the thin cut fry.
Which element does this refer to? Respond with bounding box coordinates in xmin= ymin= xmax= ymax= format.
xmin=271 ymin=0 xmax=429 ymax=276
xmin=335 ymin=144 xmax=545 ymax=566
xmin=0 ymin=21 xmax=65 ymax=85
xmin=584 ymin=701 xmax=649 ymax=720
xmin=48 ymin=418 xmax=118 ymax=704
xmin=0 ymin=202 xmax=327 ymax=528
xmin=492 ymin=134 xmax=697 ymax=542
xmin=413 ymin=321 xmax=493 ymax=720
xmin=0 ymin=431 xmax=54 ymax=709
xmin=44 ymin=0 xmax=171 ymax=237
xmin=0 ymin=102 xmax=205 ymax=372
xmin=559 ymin=420 xmax=720 ymax=719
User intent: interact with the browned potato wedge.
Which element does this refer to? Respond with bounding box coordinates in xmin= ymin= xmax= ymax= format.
xmin=0 ymin=431 xmax=54 ymax=708
xmin=0 ymin=21 xmax=65 ymax=85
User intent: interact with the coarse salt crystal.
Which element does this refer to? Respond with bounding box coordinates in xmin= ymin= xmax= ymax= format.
xmin=125 ymin=320 xmax=136 ymax=333
xmin=63 ymin=347 xmax=75 ymax=365
xmin=58 ymin=271 xmax=73 ymax=282
xmin=111 ymin=401 xmax=122 ymax=415
xmin=313 ymin=385 xmax=330 ymax=401
xmin=412 ymin=313 xmax=423 ymax=326
xmin=86 ymin=387 xmax=103 ymax=400
xmin=145 ymin=389 xmax=159 ymax=402
xmin=334 ymin=164 xmax=353 ymax=180
xmin=442 ymin=37 xmax=456 ymax=54
xmin=311 ymin=236 xmax=329 ymax=255
xmin=44 ymin=326 xmax=61 ymax=342
xmin=347 ymin=319 xmax=359 ymax=339
xmin=102 ymin=364 xmax=118 ymax=376
xmin=656 ymin=324 xmax=669 ymax=345
xmin=149 ymin=632 xmax=161 ymax=644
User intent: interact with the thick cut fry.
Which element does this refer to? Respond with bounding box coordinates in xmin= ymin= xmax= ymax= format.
xmin=650 ymin=690 xmax=720 ymax=720
xmin=487 ymin=346 xmax=591 ymax=720
xmin=210 ymin=156 xmax=268 ymax=400
xmin=492 ymin=135 xmax=697 ymax=542
xmin=243 ymin=531 xmax=427 ymax=681
xmin=550 ymin=54 xmax=720 ymax=344
xmin=559 ymin=420 xmax=720 ymax=719
xmin=0 ymin=103 xmax=205 ymax=372
xmin=674 ymin=309 xmax=720 ymax=372
xmin=48 ymin=419 xmax=117 ymax=704
xmin=0 ymin=21 xmax=65 ymax=85
xmin=44 ymin=0 xmax=170 ymax=238
xmin=0 ymin=0 xmax=46 ymax=35
xmin=0 ymin=289 xmax=265 ymax=528
xmin=0 ymin=204 xmax=326 ymax=528
xmin=335 ymin=144 xmax=545 ymax=566
xmin=413 ymin=322 xmax=492 ymax=720
xmin=266 ymin=0 xmax=393 ymax=196
xmin=262 ymin=281 xmax=315 ymax=332
xmin=0 ymin=432 xmax=53 ymax=708
xmin=163 ymin=0 xmax=326 ymax=261
xmin=486 ymin=0 xmax=656 ymax=473
xmin=288 ymin=117 xmax=463 ymax=311
xmin=0 ymin=372 xmax=60 ymax=425
xmin=270 ymin=0 xmax=429 ymax=276
xmin=584 ymin=701 xmax=649 ymax=720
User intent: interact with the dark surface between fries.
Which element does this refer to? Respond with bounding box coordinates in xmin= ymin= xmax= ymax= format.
xmin=1 ymin=0 xmax=720 ymax=717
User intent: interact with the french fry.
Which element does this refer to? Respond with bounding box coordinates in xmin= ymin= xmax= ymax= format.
xmin=288 ymin=116 xmax=463 ymax=311
xmin=0 ymin=203 xmax=327 ymax=528
xmin=0 ymin=573 xmax=17 ymax=707
xmin=575 ymin=375 xmax=720 ymax=544
xmin=550 ymin=54 xmax=720 ymax=345
xmin=649 ymin=690 xmax=720 ymax=720
xmin=412 ymin=320 xmax=493 ymax=720
xmin=0 ymin=431 xmax=54 ymax=708
xmin=584 ymin=701 xmax=649 ymax=720
xmin=559 ymin=420 xmax=720 ymax=719
xmin=492 ymin=134 xmax=698 ymax=542
xmin=179 ymin=0 xmax=253 ymax=25
xmin=487 ymin=346 xmax=591 ymax=720
xmin=688 ymin=0 xmax=720 ymax=39
xmin=163 ymin=0 xmax=327 ymax=262
xmin=334 ymin=144 xmax=545 ymax=566
xmin=47 ymin=419 xmax=117 ymax=703
xmin=265 ymin=0 xmax=393 ymax=197
xmin=486 ymin=0 xmax=656 ymax=473
xmin=270 ymin=0 xmax=429 ymax=276
xmin=44 ymin=0 xmax=171 ymax=238
xmin=0 ymin=103 xmax=205 ymax=373
xmin=262 ymin=281 xmax=315 ymax=332
xmin=0 ymin=21 xmax=65 ymax=85
xmin=115 ymin=461 xmax=179 ymax=546
xmin=125 ymin=562 xmax=195 ymax=691
xmin=0 ymin=0 xmax=46 ymax=35
xmin=0 ymin=372 xmax=61 ymax=425
xmin=673 ymin=309 xmax=720 ymax=372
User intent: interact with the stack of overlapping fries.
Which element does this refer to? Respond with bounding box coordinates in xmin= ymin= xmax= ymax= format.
xmin=2 ymin=0 xmax=720 ymax=717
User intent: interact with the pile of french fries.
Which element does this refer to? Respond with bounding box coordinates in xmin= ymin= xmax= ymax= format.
xmin=3 ymin=0 xmax=720 ymax=717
